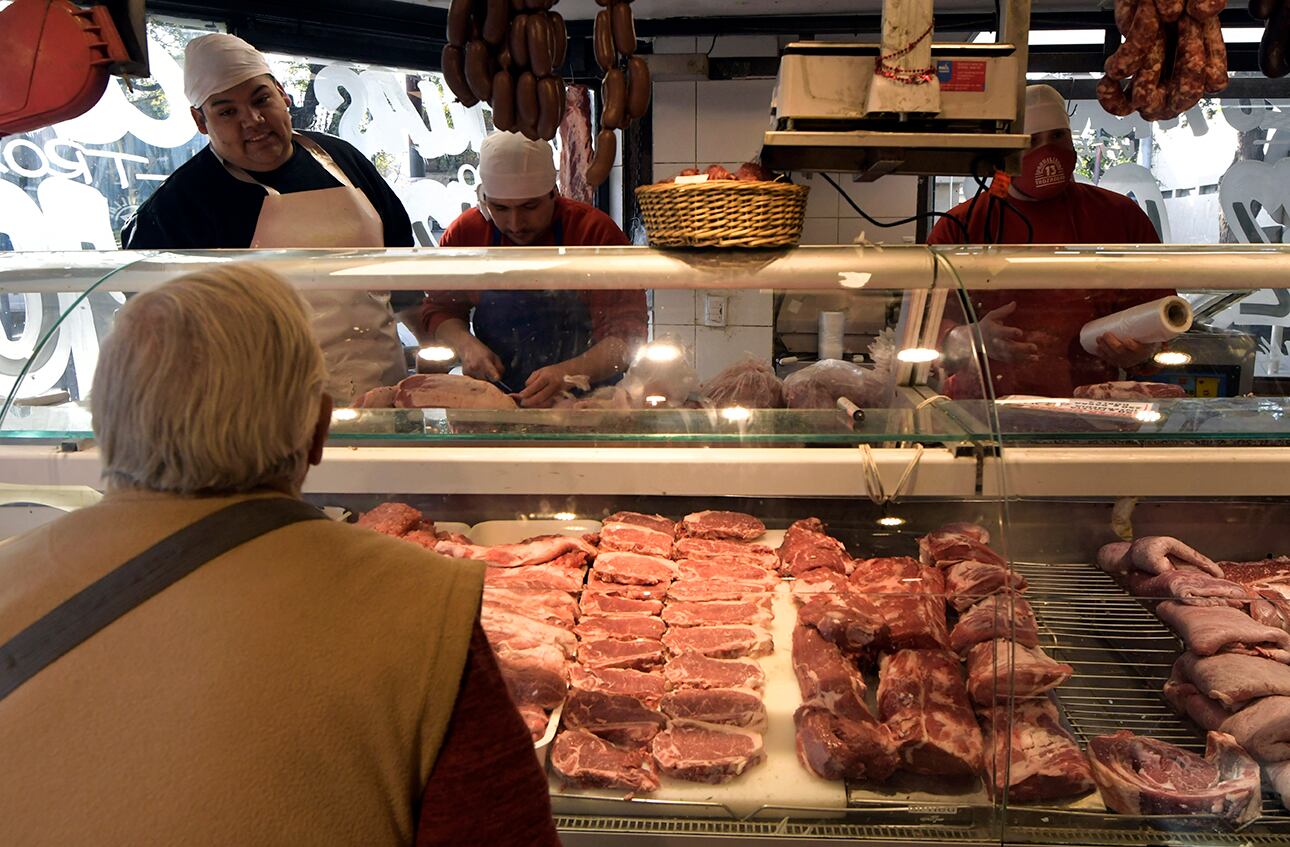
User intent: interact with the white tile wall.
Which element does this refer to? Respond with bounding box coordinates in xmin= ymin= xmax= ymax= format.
xmin=839 ymin=217 xmax=917 ymax=245
xmin=695 ymin=326 xmax=774 ymax=382
xmin=650 ymin=324 xmax=698 ymax=365
xmin=652 ymin=82 xmax=697 ymax=164
xmin=653 ymin=289 xmax=696 ymax=324
xmin=695 ymin=79 xmax=777 ymax=165
xmin=708 ymin=35 xmax=780 ymax=58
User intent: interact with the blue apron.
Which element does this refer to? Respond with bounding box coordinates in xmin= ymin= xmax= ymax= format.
xmin=474 ymin=216 xmax=594 ymax=391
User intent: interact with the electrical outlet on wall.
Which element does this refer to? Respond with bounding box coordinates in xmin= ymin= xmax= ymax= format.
xmin=703 ymin=293 xmax=727 ymax=327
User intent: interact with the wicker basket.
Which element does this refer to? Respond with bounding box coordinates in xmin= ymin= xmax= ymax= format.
xmin=635 ymin=179 xmax=809 ymax=248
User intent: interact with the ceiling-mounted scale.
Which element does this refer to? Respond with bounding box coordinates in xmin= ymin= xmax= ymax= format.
xmin=762 ymin=0 xmax=1032 ymax=181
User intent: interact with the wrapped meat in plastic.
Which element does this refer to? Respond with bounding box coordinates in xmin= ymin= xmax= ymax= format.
xmin=784 ymin=359 xmax=887 ymax=409
xmin=701 ymin=355 xmax=785 ymax=409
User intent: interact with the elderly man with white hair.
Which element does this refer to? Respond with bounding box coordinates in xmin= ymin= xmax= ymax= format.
xmin=0 ymin=265 xmax=558 ymax=846
xmin=928 ymin=84 xmax=1165 ymax=399
xmin=421 ymin=130 xmax=647 ymax=407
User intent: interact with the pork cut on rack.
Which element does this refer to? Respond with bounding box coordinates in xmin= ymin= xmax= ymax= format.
xmin=1086 ymin=730 xmax=1261 ymax=824
xmin=568 ymin=665 xmax=666 ymax=707
xmin=573 ymin=615 xmax=667 ymax=642
xmin=666 ymin=579 xmax=773 ymax=603
xmin=949 ymin=594 xmax=1040 ymax=656
xmin=651 ymin=721 xmax=766 ymax=784
xmin=661 ymin=598 xmax=773 ymax=629
xmin=676 ymin=558 xmax=779 ymax=587
xmin=1163 ymin=664 xmax=1230 ymax=732
xmin=576 ymin=637 xmax=667 ymax=672
xmin=1220 ymin=695 xmax=1290 ymax=761
xmin=580 ymin=591 xmax=664 ymax=617
xmin=918 ymin=529 xmax=1006 ymax=568
xmin=1175 ymin=651 xmax=1290 ymax=709
xmin=978 ymin=698 xmax=1095 ymax=802
xmin=562 ymin=688 xmax=669 ymax=745
xmin=660 ymin=687 xmax=768 ymax=731
xmin=944 ymin=560 xmax=1028 ymax=613
xmin=850 ymin=557 xmax=950 ymax=651
xmin=662 ymin=625 xmax=773 ymax=659
xmin=1129 ymin=536 xmax=1223 ymax=577
xmin=551 ymin=728 xmax=661 ymax=793
xmin=776 ymin=517 xmax=852 ymax=577
xmin=664 ymin=652 xmax=766 ymax=692
xmin=598 ymin=521 xmax=674 ymax=558
xmin=584 ymin=573 xmax=668 ymax=601
xmin=964 ymin=640 xmax=1073 ymax=705
xmin=673 ymin=537 xmax=779 ymax=570
xmin=1125 ymin=568 xmax=1250 ymax=607
xmin=878 ymin=649 xmax=984 ymax=777
xmin=591 ymin=551 xmax=678 ymax=586
xmin=1155 ymin=601 xmax=1290 ymax=660
xmin=678 ymin=510 xmax=766 ymax=541
xmin=602 ymin=511 xmax=676 ymax=536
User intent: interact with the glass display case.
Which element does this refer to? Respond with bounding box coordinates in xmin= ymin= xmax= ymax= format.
xmin=3 ymin=244 xmax=1290 ymax=846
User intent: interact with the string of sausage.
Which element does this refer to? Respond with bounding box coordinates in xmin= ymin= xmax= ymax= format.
xmin=1097 ymin=0 xmax=1228 ymax=122
xmin=586 ymin=0 xmax=653 ymax=187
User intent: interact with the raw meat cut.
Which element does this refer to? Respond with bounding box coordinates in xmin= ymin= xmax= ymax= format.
xmin=1097 ymin=541 xmax=1132 ymax=574
xmin=978 ymin=698 xmax=1095 ymax=802
xmin=1177 ymin=651 xmax=1290 ymax=709
xmin=790 ymin=569 xmax=852 ymax=603
xmin=551 ymin=728 xmax=660 ymax=793
xmin=557 ymin=84 xmax=595 ymax=205
xmin=651 ymin=721 xmax=766 ymax=783
xmin=394 ymin=374 xmax=518 ymax=410
xmin=944 ymin=560 xmax=1027 ymax=612
xmin=580 ymin=592 xmax=663 ymax=617
xmin=1270 ymin=761 xmax=1290 ymax=812
xmin=664 ymin=653 xmax=765 ymax=692
xmin=676 ymin=559 xmax=778 ymax=587
xmin=662 ymin=598 xmax=773 ymax=629
xmin=1087 ymin=730 xmax=1260 ymax=824
xmin=1220 ymin=558 xmax=1290 ymax=590
xmin=678 ymin=510 xmax=765 ymax=541
xmin=569 ymin=665 xmax=666 ymax=707
xmin=574 ymin=615 xmax=666 ymax=642
xmin=585 ymin=574 xmax=668 ymax=601
xmin=435 ymin=534 xmax=595 ymax=568
xmin=356 ymin=502 xmax=424 ymax=536
xmin=576 ymin=638 xmax=666 ymax=672
xmin=518 ymin=704 xmax=549 ymax=742
xmin=662 ymin=625 xmax=773 ymax=659
xmin=483 ymin=587 xmax=580 ymax=630
xmin=1220 ymin=695 xmax=1290 ymax=761
xmin=797 ymin=591 xmax=888 ymax=656
xmin=1163 ymin=664 xmax=1229 ymax=731
xmin=562 ymin=688 xmax=668 ymax=745
xmin=493 ymin=642 xmax=568 ymax=709
xmin=1073 ymin=380 xmax=1187 ymax=401
xmin=792 ymin=625 xmax=870 ymax=717
xmin=950 ymin=594 xmax=1040 ymax=656
xmin=666 ymin=579 xmax=773 ymax=603
xmin=603 ymin=511 xmax=676 ymax=536
xmin=850 ymin=557 xmax=950 ymax=651
xmin=660 ymin=687 xmax=768 ymax=731
xmin=592 ymin=551 xmax=678 ymax=586
xmin=965 ymin=640 xmax=1073 ymax=705
xmin=919 ymin=530 xmax=1006 ymax=568
xmin=701 ymin=355 xmax=785 ymax=409
xmin=481 ymin=607 xmax=578 ymax=658
xmin=878 ymin=649 xmax=984 ymax=777
xmin=1253 ymin=590 xmax=1290 ymax=633
xmin=777 ymin=517 xmax=851 ymax=577
xmin=1156 ymin=601 xmax=1290 ymax=659
xmin=794 ymin=706 xmax=899 ymax=783
xmin=937 ymin=522 xmax=991 ymax=544
xmin=673 ymin=537 xmax=779 ymax=570
xmin=353 ymin=385 xmax=398 ymax=408
xmin=599 ymin=522 xmax=674 ymax=558
xmin=1125 ymin=568 xmax=1249 ymax=607
xmin=482 ymin=555 xmax=587 ymax=593
xmin=1130 ymin=536 xmax=1223 ymax=578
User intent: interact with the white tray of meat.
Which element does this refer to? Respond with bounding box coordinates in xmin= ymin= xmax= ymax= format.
xmin=470 ymin=519 xmax=600 ymax=545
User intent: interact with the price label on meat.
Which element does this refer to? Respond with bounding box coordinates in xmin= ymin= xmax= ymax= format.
xmin=996 ymin=397 xmax=1160 ymax=421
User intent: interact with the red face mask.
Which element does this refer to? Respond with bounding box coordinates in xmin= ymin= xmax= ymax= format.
xmin=1013 ymin=143 xmax=1077 ymax=200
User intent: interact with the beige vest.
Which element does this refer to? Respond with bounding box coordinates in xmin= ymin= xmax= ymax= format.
xmin=0 ymin=490 xmax=483 ymax=847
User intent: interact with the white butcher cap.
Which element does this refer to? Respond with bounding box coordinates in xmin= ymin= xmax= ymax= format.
xmin=478 ymin=132 xmax=558 ymax=200
xmin=1024 ymin=84 xmax=1070 ymax=135
xmin=184 ymin=34 xmax=273 ymax=109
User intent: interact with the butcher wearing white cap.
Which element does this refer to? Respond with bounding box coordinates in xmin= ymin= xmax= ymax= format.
xmin=928 ymin=84 xmax=1166 ymax=399
xmin=121 ymin=33 xmax=419 ymax=406
xmin=422 ymin=131 xmax=646 ymax=407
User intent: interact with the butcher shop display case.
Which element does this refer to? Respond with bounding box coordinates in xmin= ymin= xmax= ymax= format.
xmin=4 ymin=244 xmax=1290 ymax=846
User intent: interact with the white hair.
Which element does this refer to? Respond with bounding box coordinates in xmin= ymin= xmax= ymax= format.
xmin=92 ymin=263 xmax=326 ymax=494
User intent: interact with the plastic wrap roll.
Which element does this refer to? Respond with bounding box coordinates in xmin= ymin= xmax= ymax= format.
xmin=818 ymin=311 xmax=845 ymax=361
xmin=1078 ymin=296 xmax=1192 ymax=355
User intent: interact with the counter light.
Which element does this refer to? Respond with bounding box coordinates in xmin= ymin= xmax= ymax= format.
xmin=552 ymin=512 xmax=577 ymax=521
xmin=1153 ymin=350 xmax=1192 ymax=366
xmin=640 ymin=342 xmax=682 ymax=363
xmin=877 ymin=516 xmax=906 ymax=527
xmin=1135 ymin=409 xmax=1163 ymax=423
xmin=721 ymin=406 xmax=752 ymax=422
xmin=896 ymin=347 xmax=942 ymax=363
xmin=332 ymin=408 xmax=360 ymax=422
xmin=418 ymin=345 xmax=455 ymax=362
xmin=645 ymin=394 xmax=667 ymax=406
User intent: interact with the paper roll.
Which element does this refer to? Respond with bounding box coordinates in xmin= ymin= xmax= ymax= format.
xmin=818 ymin=311 xmax=845 ymax=361
xmin=1078 ymin=296 xmax=1193 ymax=356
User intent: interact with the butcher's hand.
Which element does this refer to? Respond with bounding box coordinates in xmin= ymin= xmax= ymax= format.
xmin=945 ymin=302 xmax=1039 ymax=371
xmin=456 ymin=335 xmax=505 ymax=382
xmin=519 ymin=361 xmax=578 ymax=408
xmin=1096 ymin=331 xmax=1157 ymax=370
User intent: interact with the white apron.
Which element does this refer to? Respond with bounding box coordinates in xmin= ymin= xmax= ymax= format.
xmin=221 ymin=134 xmax=407 ymax=405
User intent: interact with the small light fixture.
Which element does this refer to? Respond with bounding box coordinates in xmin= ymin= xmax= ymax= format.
xmin=896 ymin=347 xmax=942 ymax=364
xmin=877 ymin=515 xmax=906 ymax=527
xmin=721 ymin=406 xmax=751 ymax=422
xmin=640 ymin=342 xmax=682 ymax=363
xmin=1153 ymin=350 xmax=1192 ymax=367
xmin=332 ymin=408 xmax=360 ymax=422
xmin=1135 ymin=409 xmax=1163 ymax=423
xmin=418 ymin=345 xmax=455 ymax=362
xmin=645 ymin=394 xmax=667 ymax=406
xmin=552 ymin=512 xmax=577 ymax=521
